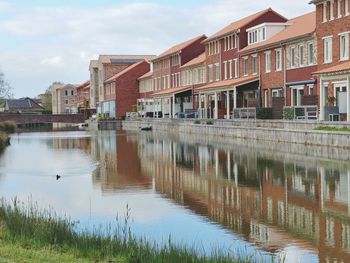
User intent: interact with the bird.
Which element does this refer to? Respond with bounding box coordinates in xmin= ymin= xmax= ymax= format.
xmin=56 ymin=174 xmax=61 ymax=180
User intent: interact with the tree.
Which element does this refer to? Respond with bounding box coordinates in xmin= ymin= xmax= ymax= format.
xmin=41 ymin=81 xmax=64 ymax=113
xmin=0 ymin=69 xmax=13 ymax=100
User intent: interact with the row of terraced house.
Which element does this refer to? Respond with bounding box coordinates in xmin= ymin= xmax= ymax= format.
xmin=79 ymin=0 xmax=350 ymax=122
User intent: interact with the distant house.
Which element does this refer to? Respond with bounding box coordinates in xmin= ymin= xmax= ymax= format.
xmin=0 ymin=97 xmax=44 ymax=113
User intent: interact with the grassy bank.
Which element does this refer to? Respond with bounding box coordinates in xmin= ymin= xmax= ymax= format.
xmin=0 ymin=199 xmax=274 ymax=263
xmin=314 ymin=126 xmax=350 ymax=132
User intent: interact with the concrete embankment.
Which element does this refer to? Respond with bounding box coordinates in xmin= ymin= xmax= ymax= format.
xmin=123 ymin=119 xmax=350 ymax=149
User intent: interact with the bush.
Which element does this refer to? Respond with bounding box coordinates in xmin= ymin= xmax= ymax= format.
xmin=0 ymin=121 xmax=16 ymax=134
xmin=206 ymin=121 xmax=214 ymax=125
xmin=283 ymin=108 xmax=295 ymax=120
xmin=256 ymin=108 xmax=273 ymax=119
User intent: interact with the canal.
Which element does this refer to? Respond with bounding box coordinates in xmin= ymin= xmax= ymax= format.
xmin=0 ymin=130 xmax=349 ymax=262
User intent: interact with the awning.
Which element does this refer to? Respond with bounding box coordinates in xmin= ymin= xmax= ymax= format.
xmin=312 ymin=61 xmax=350 ymax=75
xmin=196 ymin=76 xmax=259 ymax=93
xmin=152 ymin=86 xmax=192 ymax=98
xmin=286 ymin=79 xmax=316 ymax=87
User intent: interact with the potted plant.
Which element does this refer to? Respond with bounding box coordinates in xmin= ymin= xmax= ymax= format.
xmin=327 ymin=96 xmax=336 ymax=107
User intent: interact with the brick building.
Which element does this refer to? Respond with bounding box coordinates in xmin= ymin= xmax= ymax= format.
xmin=52 ymin=83 xmax=78 ymax=114
xmin=151 ymin=35 xmax=207 ymax=118
xmin=89 ymin=54 xmax=156 ymax=113
xmin=197 ymin=8 xmax=288 ymax=119
xmin=311 ymin=0 xmax=350 ymax=121
xmin=240 ymin=12 xmax=318 ymax=119
xmin=75 ymin=80 xmax=90 ymax=111
xmin=103 ymin=60 xmax=150 ymax=118
xmin=137 ymin=71 xmax=154 ymax=117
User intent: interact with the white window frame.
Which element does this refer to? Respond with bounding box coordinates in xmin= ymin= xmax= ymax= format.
xmin=234 ymin=59 xmax=238 ymax=78
xmin=243 ymin=57 xmax=249 ymax=76
xmin=330 ymin=0 xmax=335 ymax=20
xmin=339 ymin=32 xmax=349 ymax=61
xmin=252 ymin=54 xmax=258 ymax=75
xmin=290 ymin=46 xmax=296 ymax=68
xmin=224 ymin=61 xmax=228 ymax=80
xmin=308 ymin=42 xmax=315 ymax=65
xmin=346 ymin=0 xmax=349 ymax=15
xmin=208 ymin=64 xmax=213 ymax=82
xmin=275 ymin=48 xmax=282 ymax=71
xmin=265 ymin=51 xmax=271 ymax=73
xmin=323 ymin=2 xmax=328 ymax=22
xmin=229 ymin=60 xmax=233 ymax=79
xmin=299 ymin=45 xmax=305 ymax=66
xmin=323 ymin=36 xmax=333 ymax=64
xmin=338 ymin=0 xmax=342 ymax=18
xmin=215 ymin=63 xmax=220 ymax=81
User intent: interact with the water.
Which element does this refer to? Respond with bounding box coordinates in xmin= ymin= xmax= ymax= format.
xmin=0 ymin=130 xmax=349 ymax=262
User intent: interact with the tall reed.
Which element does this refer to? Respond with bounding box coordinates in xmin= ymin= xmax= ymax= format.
xmin=0 ymin=198 xmax=279 ymax=263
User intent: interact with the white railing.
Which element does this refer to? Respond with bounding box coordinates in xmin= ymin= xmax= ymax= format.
xmin=233 ymin=108 xmax=256 ymax=119
xmin=284 ymin=105 xmax=318 ymax=120
xmin=198 ymin=108 xmax=213 ymax=119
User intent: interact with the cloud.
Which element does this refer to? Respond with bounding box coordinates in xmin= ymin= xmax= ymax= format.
xmin=41 ymin=56 xmax=64 ymax=66
xmin=0 ymin=0 xmax=314 ymax=97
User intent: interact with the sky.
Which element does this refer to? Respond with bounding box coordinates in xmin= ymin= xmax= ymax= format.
xmin=0 ymin=0 xmax=314 ymax=98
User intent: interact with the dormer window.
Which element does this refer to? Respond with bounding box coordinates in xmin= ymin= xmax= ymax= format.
xmin=248 ymin=27 xmax=266 ymax=45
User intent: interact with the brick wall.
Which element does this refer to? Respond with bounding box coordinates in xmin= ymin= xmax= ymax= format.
xmin=115 ymin=61 xmax=150 ymax=117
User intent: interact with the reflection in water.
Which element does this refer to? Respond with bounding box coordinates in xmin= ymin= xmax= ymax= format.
xmin=1 ymin=130 xmax=350 ymax=262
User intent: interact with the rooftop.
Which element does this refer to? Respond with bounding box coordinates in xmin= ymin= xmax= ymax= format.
xmin=180 ymin=53 xmax=206 ymax=69
xmin=240 ymin=12 xmax=316 ymax=53
xmin=98 ymin=55 xmax=156 ymax=64
xmin=104 ymin=60 xmax=147 ymax=83
xmin=138 ymin=71 xmax=153 ymax=80
xmin=204 ymin=8 xmax=287 ymax=43
xmin=5 ymin=97 xmax=44 ymax=110
xmin=313 ymin=61 xmax=350 ymax=75
xmin=154 ymin=35 xmax=207 ymax=61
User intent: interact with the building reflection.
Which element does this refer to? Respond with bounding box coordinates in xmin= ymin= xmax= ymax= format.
xmin=50 ymin=131 xmax=152 ymax=192
xmin=136 ymin=133 xmax=350 ymax=263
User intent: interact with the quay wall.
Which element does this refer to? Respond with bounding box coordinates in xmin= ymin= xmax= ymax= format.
xmin=123 ymin=119 xmax=350 ymax=150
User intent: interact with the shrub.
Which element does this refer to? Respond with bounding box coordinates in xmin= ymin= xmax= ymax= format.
xmin=256 ymin=108 xmax=273 ymax=120
xmin=283 ymin=107 xmax=295 ymax=120
xmin=0 ymin=121 xmax=16 ymax=134
xmin=206 ymin=121 xmax=214 ymax=125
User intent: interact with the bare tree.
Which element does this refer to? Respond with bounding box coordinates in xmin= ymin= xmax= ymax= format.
xmin=0 ymin=69 xmax=13 ymax=99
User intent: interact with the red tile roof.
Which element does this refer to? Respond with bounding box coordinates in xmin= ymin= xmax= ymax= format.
xmin=240 ymin=12 xmax=316 ymax=54
xmin=138 ymin=71 xmax=153 ymax=80
xmin=204 ymin=8 xmax=287 ymax=43
xmin=197 ymin=76 xmax=259 ymax=92
xmin=154 ymin=35 xmax=207 ymax=61
xmin=180 ymin=53 xmax=206 ymax=69
xmin=152 ymin=86 xmax=192 ymax=97
xmin=104 ymin=60 xmax=146 ymax=83
xmin=312 ymin=61 xmax=350 ymax=75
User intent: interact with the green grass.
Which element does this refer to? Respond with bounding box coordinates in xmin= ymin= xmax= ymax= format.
xmin=314 ymin=126 xmax=350 ymax=132
xmin=0 ymin=198 xmax=277 ymax=263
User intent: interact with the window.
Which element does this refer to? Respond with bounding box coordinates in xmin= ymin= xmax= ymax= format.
xmin=215 ymin=63 xmax=220 ymax=81
xmin=248 ymin=27 xmax=266 ymax=45
xmin=71 ymin=90 xmax=74 ymax=96
xmin=208 ymin=64 xmax=213 ymax=82
xmin=243 ymin=57 xmax=248 ymax=76
xmin=208 ymin=41 xmax=220 ymax=55
xmin=330 ymin=0 xmax=334 ymax=20
xmin=275 ymin=49 xmax=282 ymax=71
xmin=290 ymin=47 xmax=296 ymax=67
xmin=323 ymin=2 xmax=328 ymax=22
xmin=264 ymin=89 xmax=269 ymax=107
xmin=224 ymin=34 xmax=235 ymax=51
xmin=346 ymin=0 xmax=349 ymax=15
xmin=324 ymin=36 xmax=333 ymax=63
xmin=338 ymin=0 xmax=342 ymax=18
xmin=252 ymin=55 xmax=257 ymax=75
xmin=229 ymin=60 xmax=233 ymax=79
xmin=265 ymin=51 xmax=271 ymax=73
xmin=299 ymin=45 xmax=304 ymax=66
xmin=308 ymin=43 xmax=314 ymax=64
xmin=65 ymin=100 xmax=68 ymax=105
xmin=340 ymin=33 xmax=349 ymax=60
xmin=234 ymin=59 xmax=238 ymax=78
xmin=224 ymin=61 xmax=228 ymax=79
xmin=65 ymin=90 xmax=68 ymax=96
